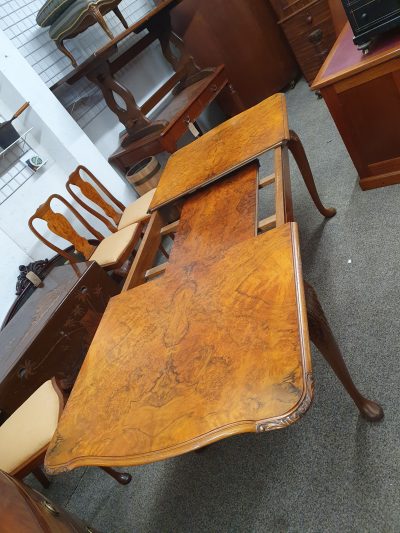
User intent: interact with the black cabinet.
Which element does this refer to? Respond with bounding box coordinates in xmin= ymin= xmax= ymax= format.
xmin=341 ymin=0 xmax=400 ymax=50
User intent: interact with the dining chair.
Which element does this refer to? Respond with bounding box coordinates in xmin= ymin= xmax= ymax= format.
xmin=66 ymin=165 xmax=169 ymax=258
xmin=28 ymin=194 xmax=142 ymax=270
xmin=0 ymin=378 xmax=131 ymax=488
xmin=66 ymin=165 xmax=156 ymax=232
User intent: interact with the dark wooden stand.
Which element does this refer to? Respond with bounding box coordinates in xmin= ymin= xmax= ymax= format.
xmin=52 ymin=0 xmax=239 ymax=173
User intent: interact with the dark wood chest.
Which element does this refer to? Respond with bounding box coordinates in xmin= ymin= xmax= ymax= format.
xmin=270 ymin=0 xmax=337 ymax=84
xmin=0 ymin=261 xmax=118 ymax=421
xmin=341 ymin=0 xmax=400 ymax=49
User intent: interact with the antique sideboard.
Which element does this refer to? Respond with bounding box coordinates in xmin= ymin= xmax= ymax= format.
xmin=0 ymin=261 xmax=118 ymax=422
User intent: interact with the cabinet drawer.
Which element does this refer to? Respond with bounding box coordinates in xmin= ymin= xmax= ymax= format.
xmin=349 ymin=0 xmax=400 ymax=31
xmin=270 ymin=0 xmax=313 ymax=20
xmin=280 ymin=0 xmax=336 ymax=83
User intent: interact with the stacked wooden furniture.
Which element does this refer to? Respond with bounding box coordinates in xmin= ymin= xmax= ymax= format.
xmin=270 ymin=0 xmax=337 ymax=84
xmin=51 ymin=0 xmax=240 ymax=174
xmin=45 ymin=94 xmax=382 ymax=477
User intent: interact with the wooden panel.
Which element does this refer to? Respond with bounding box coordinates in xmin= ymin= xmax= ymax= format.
xmin=168 ymin=163 xmax=258 ymax=268
xmin=337 ymin=73 xmax=400 ymax=165
xmin=150 ymin=93 xmax=289 ymax=211
xmin=169 ymin=0 xmax=298 ymax=110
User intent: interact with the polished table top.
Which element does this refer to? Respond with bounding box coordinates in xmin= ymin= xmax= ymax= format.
xmin=45 ymin=164 xmax=312 ymax=473
xmin=149 ymin=93 xmax=289 ymax=211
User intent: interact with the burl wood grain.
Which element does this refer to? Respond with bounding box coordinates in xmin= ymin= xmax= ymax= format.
xmin=45 ymin=166 xmax=312 ymax=473
xmin=150 ymin=93 xmax=289 ymax=211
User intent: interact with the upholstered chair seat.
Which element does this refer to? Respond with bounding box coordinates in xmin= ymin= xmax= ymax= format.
xmin=36 ymin=0 xmax=128 ymax=67
xmin=0 ymin=381 xmax=61 ymax=475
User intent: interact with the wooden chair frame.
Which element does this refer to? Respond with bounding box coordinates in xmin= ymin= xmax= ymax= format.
xmin=28 ymin=194 xmax=104 ymax=264
xmin=66 ymin=165 xmax=126 ymax=233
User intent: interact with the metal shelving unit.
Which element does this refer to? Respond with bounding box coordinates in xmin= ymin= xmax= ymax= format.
xmin=0 ymin=127 xmax=47 ymax=206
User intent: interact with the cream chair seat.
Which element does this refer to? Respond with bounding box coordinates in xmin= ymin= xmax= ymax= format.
xmin=117 ymin=188 xmax=156 ymax=230
xmin=90 ymin=222 xmax=140 ymax=268
xmin=0 ymin=380 xmax=61 ymax=475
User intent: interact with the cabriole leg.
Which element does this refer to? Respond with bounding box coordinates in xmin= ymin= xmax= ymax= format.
xmin=304 ymin=281 xmax=384 ymax=422
xmin=288 ymin=130 xmax=336 ymax=218
xmin=100 ymin=466 xmax=132 ymax=485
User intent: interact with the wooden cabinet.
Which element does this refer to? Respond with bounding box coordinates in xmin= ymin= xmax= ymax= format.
xmin=312 ymin=25 xmax=400 ymax=190
xmin=0 ymin=262 xmax=118 ymax=421
xmin=168 ymin=0 xmax=299 ymax=110
xmin=270 ymin=0 xmax=337 ymax=84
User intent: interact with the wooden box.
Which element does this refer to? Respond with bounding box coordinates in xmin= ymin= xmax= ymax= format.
xmin=0 ymin=261 xmax=118 ymax=421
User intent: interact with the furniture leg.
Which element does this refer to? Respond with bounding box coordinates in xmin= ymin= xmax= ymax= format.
xmin=113 ymin=6 xmax=128 ymax=29
xmin=288 ymin=130 xmax=337 ymax=218
xmin=100 ymin=466 xmax=132 ymax=485
xmin=88 ymin=4 xmax=114 ymax=40
xmin=304 ymin=281 xmax=384 ymax=421
xmin=32 ymin=467 xmax=50 ymax=489
xmin=86 ymin=62 xmax=167 ymax=145
xmin=57 ymin=40 xmax=78 ymax=68
xmin=148 ymin=12 xmax=212 ymax=94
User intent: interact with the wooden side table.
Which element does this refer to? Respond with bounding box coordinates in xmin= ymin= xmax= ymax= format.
xmin=312 ymin=24 xmax=400 ymax=190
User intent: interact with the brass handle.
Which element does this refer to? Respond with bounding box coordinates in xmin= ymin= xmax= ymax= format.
xmin=308 ymin=28 xmax=323 ymax=45
xmin=42 ymin=500 xmax=59 ymax=516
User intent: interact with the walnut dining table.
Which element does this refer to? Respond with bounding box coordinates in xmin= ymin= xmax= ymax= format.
xmin=45 ymin=94 xmax=383 ymax=475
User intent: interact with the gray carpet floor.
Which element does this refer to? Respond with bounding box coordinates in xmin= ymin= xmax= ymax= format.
xmin=27 ymin=79 xmax=400 ymax=532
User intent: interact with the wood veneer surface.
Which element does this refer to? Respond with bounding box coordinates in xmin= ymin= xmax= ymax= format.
xmin=149 ymin=93 xmax=289 ymax=211
xmin=45 ymin=167 xmax=311 ymax=472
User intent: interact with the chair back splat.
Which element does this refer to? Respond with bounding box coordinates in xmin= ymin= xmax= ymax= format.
xmin=28 ymin=194 xmax=104 ymax=263
xmin=66 ymin=165 xmax=125 ymax=233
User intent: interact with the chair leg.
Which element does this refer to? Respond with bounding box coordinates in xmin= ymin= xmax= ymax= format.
xmin=113 ymin=6 xmax=128 ymax=29
xmin=32 ymin=467 xmax=51 ymax=489
xmin=304 ymin=281 xmax=384 ymax=422
xmin=100 ymin=466 xmax=132 ymax=485
xmin=56 ymin=40 xmax=78 ymax=68
xmin=89 ymin=5 xmax=114 ymax=39
xmin=288 ymin=130 xmax=336 ymax=218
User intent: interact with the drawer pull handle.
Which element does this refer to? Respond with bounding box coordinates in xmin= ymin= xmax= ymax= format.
xmin=306 ymin=15 xmax=313 ymax=24
xmin=42 ymin=500 xmax=59 ymax=516
xmin=210 ymin=84 xmax=218 ymax=92
xmin=309 ymin=28 xmax=323 ymax=45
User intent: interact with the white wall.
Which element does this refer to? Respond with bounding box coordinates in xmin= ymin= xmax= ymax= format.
xmin=0 ymin=29 xmax=137 ymax=322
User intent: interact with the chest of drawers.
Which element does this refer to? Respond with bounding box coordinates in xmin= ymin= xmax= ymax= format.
xmin=270 ymin=0 xmax=337 ymax=84
xmin=341 ymin=0 xmax=400 ymax=50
